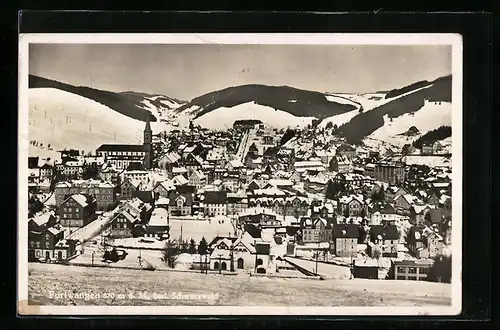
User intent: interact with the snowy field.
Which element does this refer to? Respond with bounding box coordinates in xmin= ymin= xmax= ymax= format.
xmin=193 ymin=102 xmax=316 ymax=130
xmin=168 ymin=218 xmax=236 ymax=243
xmin=402 ymin=155 xmax=452 ymax=168
xmin=28 ymin=263 xmax=452 ymax=306
xmin=28 ymin=88 xmax=167 ymax=154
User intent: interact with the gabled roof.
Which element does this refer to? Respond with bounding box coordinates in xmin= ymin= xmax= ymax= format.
xmin=125 ymin=161 xmax=147 ymax=172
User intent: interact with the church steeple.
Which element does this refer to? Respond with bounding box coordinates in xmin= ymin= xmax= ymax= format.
xmin=144 ymin=114 xmax=152 ymax=144
xmin=143 ymin=113 xmax=153 ymax=169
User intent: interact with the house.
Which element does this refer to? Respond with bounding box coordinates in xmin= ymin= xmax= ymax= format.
xmin=226 ymin=193 xmax=248 ymax=216
xmin=209 ymin=236 xmax=238 ymax=272
xmin=300 ymin=217 xmax=334 ymax=244
xmin=331 ymin=223 xmax=359 ymax=257
xmin=304 ymin=175 xmax=329 ymax=194
xmin=409 ymin=204 xmax=435 ymax=225
xmin=203 ymin=191 xmax=228 ymax=217
xmin=329 ymin=155 xmax=352 ymax=173
xmin=152 ymin=180 xmax=176 ymax=198
xmin=28 ymin=211 xmax=58 ymax=233
xmin=28 ymin=226 xmax=65 ymax=262
xmin=183 ymin=153 xmax=204 ymax=175
xmin=122 ymin=161 xmax=149 ymax=186
xmin=393 ymin=194 xmax=421 ymax=215
xmin=168 ymin=192 xmax=193 ymax=216
xmin=385 ymin=186 xmax=409 ymax=201
xmin=158 ymin=151 xmax=181 ymax=172
xmin=100 ymin=163 xmax=121 ymax=187
xmin=353 ymin=259 xmax=379 ymax=279
xmin=54 ymin=239 xmax=78 ymax=261
xmin=238 ymin=208 xmax=281 ymax=228
xmin=339 ymin=195 xmax=366 ymax=217
xmin=58 ymin=194 xmax=97 ymax=228
xmin=392 ymin=259 xmax=433 ymax=281
xmin=144 ymin=208 xmax=170 ymax=240
xmin=172 ymin=174 xmax=189 ymax=186
xmin=109 ymin=208 xmax=141 ymax=238
xmin=407 ymin=225 xmax=444 ymax=259
xmin=120 ymin=177 xmax=142 ymax=200
xmin=188 ymin=170 xmax=207 ymax=189
xmin=367 ymin=202 xmax=399 ymax=226
xmin=336 ymin=143 xmax=357 ymax=160
xmin=367 ymin=224 xmax=399 ymax=258
xmin=39 ymin=163 xmax=54 ymax=181
xmin=225 ymin=159 xmax=244 ymax=172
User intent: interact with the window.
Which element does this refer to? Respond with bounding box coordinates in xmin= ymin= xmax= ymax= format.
xmin=419 ymin=267 xmax=428 ymax=275
xmin=36 ymin=241 xmax=41 ymax=248
xmin=45 ymin=241 xmax=50 ymax=248
xmin=29 ymin=241 xmax=35 ymax=247
xmin=408 ymin=267 xmax=417 ymax=274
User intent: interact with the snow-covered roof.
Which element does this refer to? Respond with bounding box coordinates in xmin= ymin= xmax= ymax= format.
xmin=71 ymin=194 xmax=89 ymax=207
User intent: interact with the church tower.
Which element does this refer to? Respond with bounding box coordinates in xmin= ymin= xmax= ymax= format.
xmin=143 ymin=114 xmax=153 ymax=169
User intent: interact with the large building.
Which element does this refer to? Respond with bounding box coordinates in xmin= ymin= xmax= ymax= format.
xmin=96 ymin=116 xmax=154 ymax=171
xmin=373 ymin=163 xmax=405 ymax=185
xmin=54 ymin=179 xmax=115 ymax=209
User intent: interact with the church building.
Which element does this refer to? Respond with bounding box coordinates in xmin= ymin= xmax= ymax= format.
xmin=96 ymin=115 xmax=154 ymax=171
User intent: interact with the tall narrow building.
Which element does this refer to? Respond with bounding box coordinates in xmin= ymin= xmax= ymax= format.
xmin=143 ymin=114 xmax=153 ymax=169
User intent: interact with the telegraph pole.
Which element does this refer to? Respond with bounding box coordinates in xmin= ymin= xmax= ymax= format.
xmin=315 ymin=241 xmax=319 ymax=275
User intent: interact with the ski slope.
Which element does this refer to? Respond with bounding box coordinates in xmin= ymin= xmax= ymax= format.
xmin=28 ymin=88 xmax=165 ymax=155
xmin=364 ymin=101 xmax=452 ymax=148
xmin=319 ymin=85 xmax=436 ymax=131
xmin=193 ymin=102 xmax=316 ymax=130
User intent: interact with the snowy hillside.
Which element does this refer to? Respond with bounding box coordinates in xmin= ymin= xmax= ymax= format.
xmin=363 ymin=101 xmax=452 ymax=148
xmin=318 ymin=85 xmax=435 ymax=129
xmin=193 ymin=102 xmax=316 ymax=130
xmin=28 ymin=88 xmax=166 ymax=155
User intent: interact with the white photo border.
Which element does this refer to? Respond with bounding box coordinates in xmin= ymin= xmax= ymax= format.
xmin=18 ymin=33 xmax=463 ymax=316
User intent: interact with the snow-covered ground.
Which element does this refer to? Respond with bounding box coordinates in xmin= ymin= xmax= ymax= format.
xmin=193 ymin=102 xmax=316 ymax=130
xmin=318 ymin=109 xmax=360 ymax=128
xmin=28 ymin=88 xmax=167 ymax=155
xmin=324 ymin=94 xmax=361 ymax=107
xmin=364 ymin=101 xmax=452 ymax=148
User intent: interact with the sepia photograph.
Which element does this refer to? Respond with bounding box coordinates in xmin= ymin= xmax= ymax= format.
xmin=18 ymin=33 xmax=462 ymax=315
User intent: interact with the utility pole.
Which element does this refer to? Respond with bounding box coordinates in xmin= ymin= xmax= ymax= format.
xmin=315 ymin=241 xmax=319 ymax=275
xmin=91 ymin=251 xmax=95 ymax=267
xmin=254 ymin=239 xmax=258 ymax=274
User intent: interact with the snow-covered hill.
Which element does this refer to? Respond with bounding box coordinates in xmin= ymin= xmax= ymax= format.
xmin=193 ymin=101 xmax=316 ymax=130
xmin=28 ymin=88 xmax=167 ymax=156
xmin=363 ymin=101 xmax=452 ymax=149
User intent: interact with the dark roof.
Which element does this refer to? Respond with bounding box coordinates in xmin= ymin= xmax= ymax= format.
xmin=204 ymin=191 xmax=227 ymax=204
xmin=255 ymin=243 xmax=271 ymax=255
xmin=425 ymin=208 xmax=449 ymax=224
xmin=176 ymin=185 xmax=196 ymax=194
xmin=369 ymin=224 xmax=399 ymax=241
xmin=28 ymin=157 xmax=39 ymax=169
xmin=337 ymin=143 xmax=356 ymax=152
xmin=168 ymin=192 xmax=193 ymax=206
xmin=126 ymin=161 xmax=147 ymax=171
xmin=333 ymin=223 xmax=359 ymax=239
xmin=227 ymin=196 xmax=245 ymax=203
xmin=370 ymin=202 xmax=396 ymax=214
xmin=96 ymin=144 xmax=147 ymax=152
